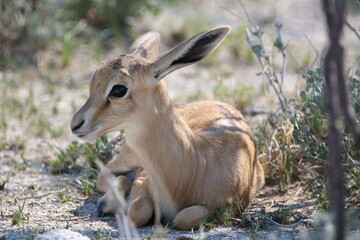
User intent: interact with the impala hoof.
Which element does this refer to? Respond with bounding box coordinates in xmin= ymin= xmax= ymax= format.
xmin=97 ymin=199 xmax=114 ymax=217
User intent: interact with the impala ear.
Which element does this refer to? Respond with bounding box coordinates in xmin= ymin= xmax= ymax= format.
xmin=147 ymin=26 xmax=230 ymax=86
xmin=130 ymin=31 xmax=160 ymax=61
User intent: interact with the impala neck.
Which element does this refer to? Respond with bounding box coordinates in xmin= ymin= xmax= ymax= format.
xmin=125 ymin=80 xmax=198 ymax=219
xmin=126 ymin=80 xmax=196 ymax=168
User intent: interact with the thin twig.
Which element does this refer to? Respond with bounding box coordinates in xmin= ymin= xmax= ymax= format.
xmin=344 ymin=18 xmax=360 ymax=41
xmin=275 ymin=201 xmax=317 ymax=210
xmin=275 ymin=23 xmax=287 ymax=87
xmin=17 ymin=192 xmax=52 ymax=200
xmin=250 ymin=212 xmax=309 ymax=228
xmin=245 ymin=28 xmax=287 ymax=113
xmin=57 ymin=216 xmax=89 ymax=221
xmin=244 ymin=215 xmax=256 ymax=226
xmin=304 ymin=34 xmax=321 ymax=69
xmin=243 ymin=109 xmax=278 ymax=116
xmin=237 ymin=0 xmax=255 ymax=25
xmin=71 ymin=197 xmax=88 ymax=201
xmin=342 ymin=145 xmax=360 ymax=165
xmin=280 ymin=148 xmax=327 ymax=163
xmin=218 ymin=3 xmax=242 ymax=20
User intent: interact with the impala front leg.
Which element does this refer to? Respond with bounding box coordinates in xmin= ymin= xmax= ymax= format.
xmin=97 ymin=140 xmax=141 ymax=216
xmin=97 ymin=140 xmax=140 ymax=193
xmin=97 ymin=174 xmax=133 ymax=217
xmin=127 ymin=169 xmax=154 ymax=227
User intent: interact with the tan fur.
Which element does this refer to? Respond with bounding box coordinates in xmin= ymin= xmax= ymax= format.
xmin=127 ymin=169 xmax=154 ymax=227
xmin=71 ymin=27 xmax=264 ymax=230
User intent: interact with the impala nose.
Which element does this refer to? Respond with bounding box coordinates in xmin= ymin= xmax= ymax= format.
xmin=71 ymin=119 xmax=85 ymax=132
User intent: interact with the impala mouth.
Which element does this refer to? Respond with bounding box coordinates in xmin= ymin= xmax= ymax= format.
xmin=73 ymin=126 xmax=100 ymax=141
xmin=73 ymin=123 xmax=128 ymax=141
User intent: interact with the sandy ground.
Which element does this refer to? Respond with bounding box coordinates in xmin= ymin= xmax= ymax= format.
xmin=0 ymin=165 xmax=317 ymax=239
xmin=1 ymin=165 xmax=359 ymax=239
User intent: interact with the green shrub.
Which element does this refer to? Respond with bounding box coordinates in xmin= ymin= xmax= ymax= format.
xmin=50 ymin=135 xmax=122 ymax=174
xmin=0 ymin=0 xmax=177 ymax=69
xmin=12 ymin=202 xmax=30 ymax=225
xmin=76 ymin=172 xmax=97 ymax=196
xmin=293 ymin=68 xmax=329 ymax=161
xmin=259 ymin=66 xmax=360 ymax=195
xmin=205 ymin=200 xmax=244 ymax=228
xmin=61 ymin=0 xmax=176 ymax=37
xmin=294 ymin=68 xmax=359 ymax=164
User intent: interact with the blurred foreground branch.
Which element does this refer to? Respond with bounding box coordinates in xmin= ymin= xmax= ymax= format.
xmin=95 ymin=160 xmax=139 ymax=240
xmin=322 ymin=0 xmax=360 ymax=239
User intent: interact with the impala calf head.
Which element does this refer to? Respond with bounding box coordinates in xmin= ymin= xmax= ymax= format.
xmin=71 ymin=26 xmax=230 ymax=141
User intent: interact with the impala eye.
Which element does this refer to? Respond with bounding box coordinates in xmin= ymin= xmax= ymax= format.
xmin=109 ymin=85 xmax=128 ymax=98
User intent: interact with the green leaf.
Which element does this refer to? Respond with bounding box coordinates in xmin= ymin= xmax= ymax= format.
xmin=251 ymin=44 xmax=262 ymax=56
xmin=273 ymin=37 xmax=283 ymax=50
xmin=300 ymin=91 xmax=306 ymax=101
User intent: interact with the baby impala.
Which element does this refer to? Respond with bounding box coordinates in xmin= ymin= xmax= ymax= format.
xmin=71 ymin=26 xmax=264 ymax=230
